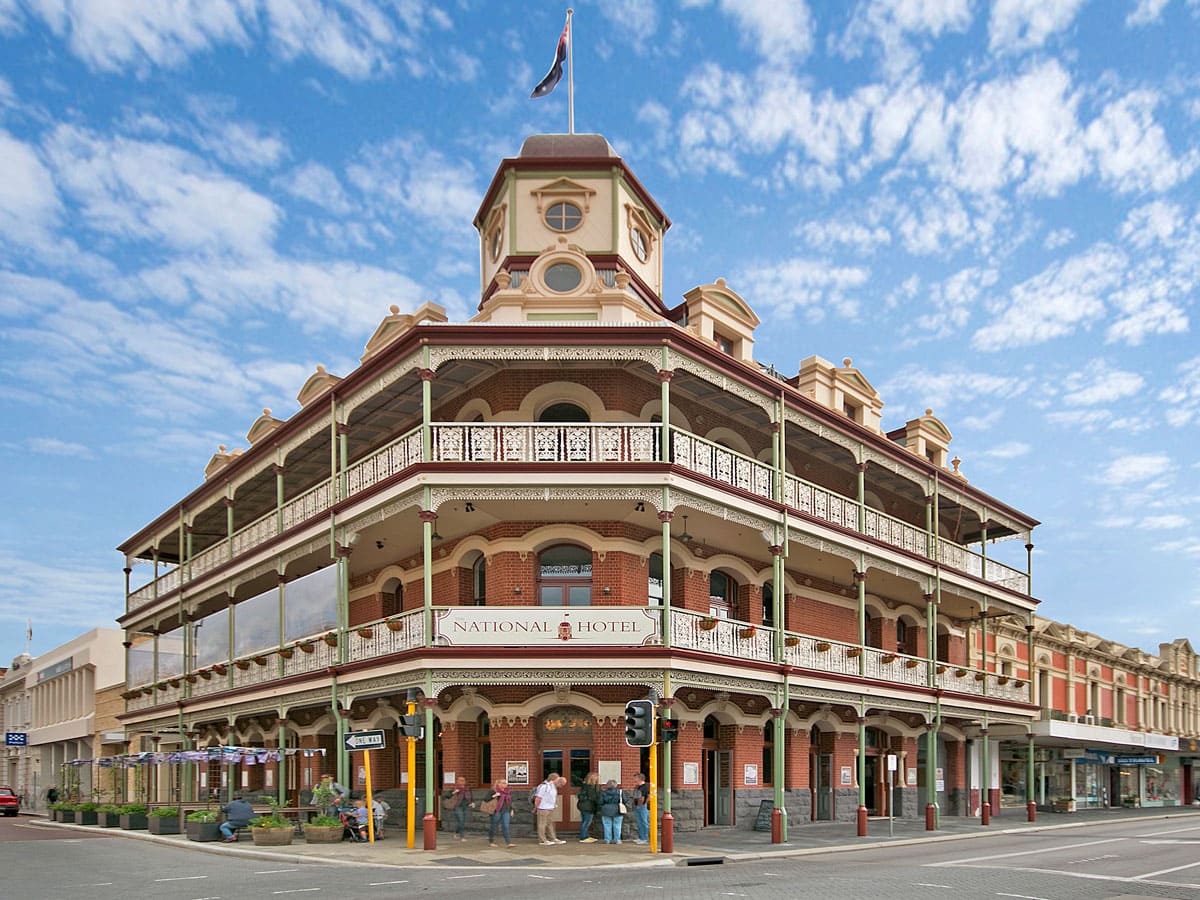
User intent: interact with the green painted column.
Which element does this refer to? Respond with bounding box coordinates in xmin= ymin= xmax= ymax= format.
xmin=980 ymin=725 xmax=990 ymax=824
xmin=421 ymin=489 xmax=435 ymax=649
xmin=925 ymin=719 xmax=938 ymax=830
xmin=981 ymin=599 xmax=989 ymax=697
xmin=772 ymin=701 xmax=786 ymax=843
xmin=226 ymin=598 xmax=236 ymax=691
xmin=338 ymin=422 xmax=348 ymax=501
xmin=421 ymin=353 xmax=433 ymax=462
xmin=424 ymin=673 xmax=435 ymax=819
xmin=772 ymin=544 xmax=785 ymax=662
xmin=225 ymin=496 xmax=234 ymax=560
xmin=856 ymin=706 xmax=868 ymax=836
xmin=855 ymin=562 xmax=866 ymax=677
xmin=856 ymin=458 xmax=867 ymax=532
xmin=659 ymin=350 xmax=671 ymax=463
xmin=1027 ymin=733 xmax=1036 ymax=821
xmin=336 ymin=548 xmax=351 ymax=666
xmin=925 ymin=591 xmax=936 ymax=688
xmin=277 ymin=716 xmax=288 ymax=807
xmin=660 ymin=486 xmax=672 ymax=650
xmin=274 ymin=463 xmax=285 ymax=534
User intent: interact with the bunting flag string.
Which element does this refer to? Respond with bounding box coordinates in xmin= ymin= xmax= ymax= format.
xmin=66 ymin=746 xmax=324 ymax=768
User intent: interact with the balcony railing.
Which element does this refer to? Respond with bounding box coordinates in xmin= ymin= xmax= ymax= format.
xmin=122 ymin=607 xmax=1030 ymax=711
xmin=127 ymin=421 xmax=1029 ymax=611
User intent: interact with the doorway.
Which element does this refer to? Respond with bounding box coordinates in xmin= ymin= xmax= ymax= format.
xmin=703 ymin=749 xmax=732 ymax=825
xmin=541 ymin=749 xmax=590 ymax=830
xmin=812 ymin=753 xmax=833 ymax=820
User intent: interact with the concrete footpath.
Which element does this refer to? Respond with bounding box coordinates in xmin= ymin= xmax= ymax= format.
xmin=27 ymin=806 xmax=1200 ymax=870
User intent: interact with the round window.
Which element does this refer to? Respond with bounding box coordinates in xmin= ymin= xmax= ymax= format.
xmin=545 ymin=201 xmax=582 ymax=232
xmin=544 ymin=262 xmax=582 ymax=292
xmin=631 ymin=227 xmax=649 ymax=262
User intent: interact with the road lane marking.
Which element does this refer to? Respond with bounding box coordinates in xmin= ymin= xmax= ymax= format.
xmin=1135 ymin=859 xmax=1200 ymax=879
xmin=914 ymin=884 xmax=955 ymax=890
xmin=1143 ymin=825 xmax=1200 ymax=836
xmin=367 ymin=881 xmax=409 ymax=887
xmin=255 ymin=869 xmax=299 ymax=874
xmin=926 ymin=837 xmax=1123 ymax=866
xmin=446 ymin=874 xmax=487 ymax=880
xmin=272 ymin=890 xmax=320 ymax=895
xmin=528 ymin=874 xmax=554 ymax=879
xmin=996 ymin=893 xmax=1050 ymax=900
xmin=948 ymin=862 xmax=1200 ymax=890
xmin=156 ymin=876 xmax=209 ymax=882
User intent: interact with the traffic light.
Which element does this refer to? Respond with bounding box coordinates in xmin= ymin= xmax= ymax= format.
xmin=659 ymin=716 xmax=679 ymax=743
xmin=399 ymin=713 xmax=423 ymax=739
xmin=624 ymin=699 xmax=655 ymax=747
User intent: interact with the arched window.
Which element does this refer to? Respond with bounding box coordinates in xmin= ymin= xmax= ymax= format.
xmin=538 ymin=545 xmax=592 ymax=606
xmin=761 ymin=583 xmax=774 ymax=628
xmin=708 ymin=571 xmax=732 ymax=618
xmin=648 ymin=553 xmax=663 ymax=606
xmin=477 ymin=713 xmax=491 ymax=785
xmin=472 ymin=557 xmax=486 ymax=606
xmin=538 ymin=402 xmax=589 ymax=423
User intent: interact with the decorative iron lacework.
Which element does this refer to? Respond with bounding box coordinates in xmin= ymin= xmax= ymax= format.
xmin=670 ymin=355 xmax=775 ymax=414
xmin=342 ymin=351 xmax=422 ymax=417
xmin=346 ymin=491 xmax=423 ymax=531
xmin=676 ymin=491 xmax=774 ymax=534
xmin=429 ymin=486 xmax=661 ymax=511
xmin=782 ymin=408 xmax=860 ymax=456
xmin=429 ymin=668 xmax=665 ymax=697
xmin=427 ymin=344 xmax=661 ymax=372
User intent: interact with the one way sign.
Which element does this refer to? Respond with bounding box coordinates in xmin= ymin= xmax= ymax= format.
xmin=343 ymin=729 xmax=385 ymax=752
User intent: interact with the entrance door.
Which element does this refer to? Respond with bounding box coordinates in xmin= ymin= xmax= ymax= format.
xmin=813 ymin=754 xmax=832 ymax=820
xmin=704 ymin=749 xmax=732 ymax=825
xmin=542 ymin=749 xmax=590 ymax=830
xmin=864 ymin=756 xmax=880 ymax=815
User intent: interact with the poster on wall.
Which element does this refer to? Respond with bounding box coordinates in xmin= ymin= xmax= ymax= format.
xmin=444 ymin=771 xmax=456 ymax=785
xmin=357 ymin=765 xmax=366 ymax=785
xmin=907 ymin=767 xmax=917 ymax=786
xmin=744 ymin=764 xmax=758 ymax=786
xmin=266 ymin=770 xmax=274 ymax=788
xmin=506 ymin=761 xmax=530 ymax=785
xmin=683 ymin=762 xmax=700 ymax=786
xmin=840 ymin=766 xmax=853 ymax=786
xmin=598 ymin=761 xmax=621 ymax=785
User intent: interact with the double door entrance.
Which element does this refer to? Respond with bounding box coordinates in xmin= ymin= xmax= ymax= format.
xmin=541 ymin=747 xmax=590 ymax=830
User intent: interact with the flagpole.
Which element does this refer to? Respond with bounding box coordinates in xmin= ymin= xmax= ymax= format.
xmin=567 ymin=8 xmax=574 ymax=134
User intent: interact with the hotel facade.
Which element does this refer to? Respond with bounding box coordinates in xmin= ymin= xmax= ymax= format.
xmin=113 ymin=135 xmax=1196 ymax=837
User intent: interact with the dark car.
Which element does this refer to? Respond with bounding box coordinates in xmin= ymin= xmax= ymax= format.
xmin=0 ymin=787 xmax=18 ymax=816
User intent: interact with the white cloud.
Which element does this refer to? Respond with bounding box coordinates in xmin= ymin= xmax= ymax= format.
xmin=716 ymin=0 xmax=814 ymax=64
xmin=732 ymin=257 xmax=868 ymax=321
xmin=1161 ymin=357 xmax=1200 ymax=427
xmin=972 ymin=245 xmax=1123 ymax=351
xmin=1061 ymin=360 xmax=1145 ymax=406
xmin=0 ymin=129 xmax=61 ymax=243
xmin=1126 ymin=0 xmax=1170 ymax=26
xmin=1101 ymin=453 xmax=1171 ymax=485
xmin=279 ymin=160 xmax=353 ymax=214
xmin=981 ymin=441 xmax=1031 ymax=460
xmin=797 ymin=216 xmax=891 ymax=254
xmin=27 ymin=437 xmax=93 ymax=458
xmin=1120 ymin=200 xmax=1182 ymax=249
xmin=596 ymin=0 xmax=659 ymax=51
xmin=1044 ymin=226 xmax=1074 ymax=250
xmin=988 ymin=0 xmax=1086 ymax=54
xmin=1142 ymin=514 xmax=1189 ymax=529
xmin=907 ymin=266 xmax=998 ymax=339
xmin=835 ymin=0 xmax=972 ymax=79
xmin=345 ymin=137 xmax=480 ymax=234
xmin=881 ymin=365 xmax=1027 ymax=413
xmin=43 ymin=125 xmax=280 ymax=257
xmin=1084 ymin=90 xmax=1198 ymax=193
xmin=0 ymin=548 xmax=123 ymax=633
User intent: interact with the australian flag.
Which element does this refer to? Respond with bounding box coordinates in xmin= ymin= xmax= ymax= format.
xmin=530 ymin=17 xmax=569 ymax=99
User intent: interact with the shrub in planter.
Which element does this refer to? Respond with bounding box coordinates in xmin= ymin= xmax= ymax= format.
xmin=97 ymin=804 xmax=123 ymax=827
xmin=148 ymin=806 xmax=182 ymax=834
xmin=75 ymin=802 xmax=99 ymax=825
xmin=186 ymin=809 xmax=221 ymax=842
xmin=250 ymin=800 xmax=294 ymax=846
xmin=119 ymin=803 xmax=149 ymax=830
xmin=52 ymin=802 xmax=75 ymax=823
xmin=303 ymin=813 xmax=344 ymax=843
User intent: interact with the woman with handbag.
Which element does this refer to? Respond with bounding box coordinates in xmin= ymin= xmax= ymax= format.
xmin=484 ymin=778 xmax=514 ymax=848
xmin=577 ymin=771 xmax=600 ymax=843
xmin=445 ymin=775 xmax=474 ymax=841
xmin=598 ymin=778 xmax=625 ymax=845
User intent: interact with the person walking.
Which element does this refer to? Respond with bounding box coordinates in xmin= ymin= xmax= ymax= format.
xmin=533 ymin=772 xmax=564 ymax=845
xmin=219 ymin=794 xmax=254 ymax=842
xmin=485 ymin=778 xmax=515 ymax=848
xmin=577 ymin=771 xmax=600 ymax=843
xmin=598 ymin=779 xmax=624 ymax=844
xmin=446 ymin=775 xmax=474 ymax=840
xmin=632 ymin=772 xmax=651 ymax=844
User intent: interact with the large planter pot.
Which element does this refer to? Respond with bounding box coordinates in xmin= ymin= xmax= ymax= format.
xmin=97 ymin=812 xmax=121 ymax=828
xmin=251 ymin=825 xmax=294 ymax=846
xmin=120 ymin=813 xmax=148 ymax=830
xmin=303 ymin=824 xmax=344 ymax=844
xmin=59 ymin=810 xmax=75 ymax=823
xmin=76 ymin=810 xmax=98 ymax=825
xmin=148 ymin=816 xmax=181 ymax=834
xmin=186 ymin=822 xmax=222 ymax=842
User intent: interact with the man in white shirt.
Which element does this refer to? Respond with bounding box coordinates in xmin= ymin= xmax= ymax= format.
xmin=533 ymin=772 xmax=565 ymax=845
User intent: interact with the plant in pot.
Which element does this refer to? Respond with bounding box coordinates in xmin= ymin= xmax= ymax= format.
xmin=249 ymin=800 xmax=294 ymax=846
xmin=97 ymin=803 xmax=123 ymax=827
xmin=148 ymin=806 xmax=182 ymax=834
xmin=52 ymin=802 xmax=75 ymax=823
xmin=75 ymin=801 xmax=99 ymax=825
xmin=119 ymin=802 xmax=149 ymax=830
xmin=698 ymin=616 xmax=718 ymax=631
xmin=186 ymin=809 xmax=221 ymax=841
xmin=303 ymin=813 xmax=344 ymax=843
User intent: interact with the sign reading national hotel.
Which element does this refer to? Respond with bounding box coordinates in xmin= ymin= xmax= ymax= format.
xmin=434 ymin=608 xmax=661 ymax=647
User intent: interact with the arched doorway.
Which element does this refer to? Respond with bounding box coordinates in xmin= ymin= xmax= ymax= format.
xmin=702 ymin=715 xmax=732 ymax=825
xmin=538 ymin=706 xmax=593 ymax=832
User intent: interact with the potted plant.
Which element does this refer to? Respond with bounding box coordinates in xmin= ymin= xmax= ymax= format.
xmin=905 ymin=658 xmax=921 ymax=668
xmin=738 ymin=625 xmax=757 ymax=639
xmin=55 ymin=802 xmax=76 ymax=824
xmin=186 ymin=809 xmax=221 ymax=841
xmin=297 ymin=639 xmax=315 ymax=653
xmin=303 ymin=813 xmax=344 ymax=843
xmin=936 ymin=664 xmax=948 ymax=674
xmin=148 ymin=806 xmax=182 ymax=834
xmin=955 ymin=667 xmax=969 ymax=677
xmin=97 ymin=803 xmax=123 ymax=827
xmin=249 ymin=800 xmax=294 ymax=846
xmin=698 ymin=616 xmax=718 ymax=631
xmin=235 ymin=659 xmax=251 ymax=670
xmin=253 ymin=655 xmax=268 ymax=666
xmin=784 ymin=636 xmax=801 ymax=647
xmin=75 ymin=801 xmax=99 ymax=825
xmin=881 ymin=653 xmax=897 ymax=664
xmin=322 ymin=632 xmax=338 ymax=647
xmin=814 ymin=641 xmax=832 ymax=652
xmin=1052 ymin=797 xmax=1076 ymax=813
xmin=846 ymin=647 xmax=862 ymax=659
xmin=212 ymin=663 xmax=227 ymax=675
xmin=385 ymin=618 xmax=404 ymax=632
xmin=119 ymin=802 xmax=149 ymax=830
xmin=356 ymin=626 xmax=373 ymax=639
xmin=185 ymin=673 xmax=198 ymax=684
xmin=279 ymin=647 xmax=294 ymax=659
xmin=199 ymin=669 xmax=213 ymax=680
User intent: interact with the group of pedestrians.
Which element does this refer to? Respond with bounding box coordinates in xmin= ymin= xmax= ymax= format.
xmin=449 ymin=770 xmax=651 ymax=848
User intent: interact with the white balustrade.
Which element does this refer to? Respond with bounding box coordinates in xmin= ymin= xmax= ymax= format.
xmin=431 ymin=423 xmax=659 ymax=463
xmin=671 ymin=430 xmax=772 ymax=499
xmin=670 ymin=611 xmax=774 ymax=662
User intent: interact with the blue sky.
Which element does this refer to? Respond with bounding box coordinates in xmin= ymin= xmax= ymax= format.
xmin=1 ymin=0 xmax=1198 ymax=670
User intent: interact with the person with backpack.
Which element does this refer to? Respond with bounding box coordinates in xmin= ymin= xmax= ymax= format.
xmin=577 ymin=771 xmax=600 ymax=842
xmin=532 ymin=771 xmax=564 ymax=845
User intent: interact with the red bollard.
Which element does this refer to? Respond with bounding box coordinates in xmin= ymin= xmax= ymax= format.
xmin=422 ymin=812 xmax=437 ymax=849
xmin=662 ymin=811 xmax=674 ymax=853
xmin=981 ymin=801 xmax=990 ymax=826
xmin=771 ymin=807 xmax=783 ymax=844
xmin=857 ymin=805 xmax=868 ymax=837
xmin=925 ymin=803 xmax=936 ymax=831
xmin=1027 ymin=800 xmax=1036 ymax=823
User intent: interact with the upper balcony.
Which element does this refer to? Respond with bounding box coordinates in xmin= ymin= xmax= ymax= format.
xmin=126 ymin=421 xmax=1030 ymax=615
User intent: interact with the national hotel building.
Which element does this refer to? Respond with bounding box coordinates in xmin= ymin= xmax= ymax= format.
xmin=116 ymin=134 xmax=1196 ymax=835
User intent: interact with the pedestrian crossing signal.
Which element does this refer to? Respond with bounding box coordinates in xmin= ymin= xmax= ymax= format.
xmin=659 ymin=717 xmax=679 ymax=743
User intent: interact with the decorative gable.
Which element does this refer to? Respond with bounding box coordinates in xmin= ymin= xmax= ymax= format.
xmin=682 ymin=278 xmax=760 ymax=363
xmin=204 ymin=445 xmax=243 ymax=480
xmin=892 ymin=408 xmax=954 ymax=469
xmin=794 ymin=355 xmax=884 ymax=432
xmin=296 ymin=365 xmax=342 ymax=407
xmin=361 ymin=301 xmax=448 ymax=362
xmin=246 ymin=408 xmax=284 ymax=445
xmin=531 ymin=177 xmax=597 ymax=214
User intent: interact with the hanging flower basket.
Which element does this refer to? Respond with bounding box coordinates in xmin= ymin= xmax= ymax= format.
xmin=905 ymin=659 xmax=921 ymax=669
xmin=235 ymin=660 xmax=251 ymax=670
xmin=385 ymin=619 xmax=404 ymax=632
xmin=167 ymin=678 xmax=181 ymax=688
xmin=253 ymin=656 xmax=268 ymax=666
xmin=814 ymin=641 xmax=831 ymax=652
xmin=185 ymin=674 xmax=197 ymax=684
xmin=155 ymin=682 xmax=167 ymax=691
xmin=955 ymin=668 xmax=968 ymax=677
xmin=199 ymin=669 xmax=213 ymax=680
xmin=698 ymin=617 xmax=718 ymax=631
xmin=356 ymin=627 xmax=373 ymax=639
xmin=997 ymin=676 xmax=1009 ymax=685
xmin=141 ymin=687 xmax=153 ymax=696
xmin=974 ymin=672 xmax=986 ymax=681
xmin=1013 ymin=680 xmax=1025 ymax=689
xmin=881 ymin=654 xmax=897 ymax=664
xmin=121 ymin=689 xmax=140 ymax=700
xmin=936 ymin=664 xmax=948 ymax=674
xmin=738 ymin=626 xmax=757 ymax=639
xmin=278 ymin=647 xmax=293 ymax=660
xmin=322 ymin=632 xmax=338 ymax=647
xmin=296 ymin=641 xmax=315 ymax=653
xmin=212 ymin=664 xmax=227 ymax=675
xmin=846 ymin=647 xmax=862 ymax=659
xmin=784 ymin=636 xmax=801 ymax=647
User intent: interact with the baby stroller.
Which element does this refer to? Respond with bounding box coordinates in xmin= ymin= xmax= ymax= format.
xmin=339 ymin=810 xmax=368 ymax=843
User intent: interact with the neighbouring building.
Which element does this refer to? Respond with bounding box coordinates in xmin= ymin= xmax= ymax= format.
xmin=112 ymin=134 xmax=1189 ymax=839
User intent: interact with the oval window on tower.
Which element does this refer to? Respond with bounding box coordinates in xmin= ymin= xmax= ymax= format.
xmin=544 ymin=262 xmax=582 ymax=292
xmin=545 ymin=201 xmax=582 ymax=232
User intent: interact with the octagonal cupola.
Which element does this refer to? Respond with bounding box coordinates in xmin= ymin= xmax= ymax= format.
xmin=473 ymin=134 xmax=671 ymax=319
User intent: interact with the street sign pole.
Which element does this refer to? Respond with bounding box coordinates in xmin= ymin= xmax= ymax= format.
xmin=364 ymin=750 xmax=375 ymax=844
xmin=407 ymin=698 xmax=417 ymax=849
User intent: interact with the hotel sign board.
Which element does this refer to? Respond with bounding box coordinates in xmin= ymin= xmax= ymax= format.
xmin=435 ymin=608 xmax=660 ymax=647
